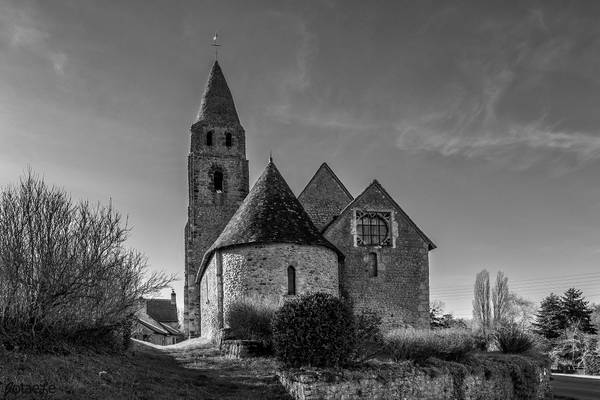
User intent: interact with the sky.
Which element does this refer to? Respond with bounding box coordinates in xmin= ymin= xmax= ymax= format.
xmin=1 ymin=0 xmax=599 ymax=319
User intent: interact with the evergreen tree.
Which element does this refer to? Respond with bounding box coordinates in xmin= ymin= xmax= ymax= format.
xmin=533 ymin=293 xmax=564 ymax=339
xmin=561 ymin=288 xmax=597 ymax=334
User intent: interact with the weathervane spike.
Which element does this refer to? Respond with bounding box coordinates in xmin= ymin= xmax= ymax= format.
xmin=269 ymin=151 xmax=273 ymax=164
xmin=212 ymin=32 xmax=220 ymax=60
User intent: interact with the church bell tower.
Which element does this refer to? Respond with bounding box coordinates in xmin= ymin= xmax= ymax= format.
xmin=184 ymin=61 xmax=249 ymax=337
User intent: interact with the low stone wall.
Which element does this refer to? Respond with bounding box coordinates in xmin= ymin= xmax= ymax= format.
xmin=277 ymin=359 xmax=551 ymax=400
xmin=220 ymin=339 xmax=265 ymax=359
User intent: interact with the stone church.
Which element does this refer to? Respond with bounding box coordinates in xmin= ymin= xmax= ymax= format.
xmin=184 ymin=61 xmax=436 ymax=338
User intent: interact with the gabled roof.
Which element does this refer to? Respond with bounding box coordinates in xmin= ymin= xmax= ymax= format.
xmin=146 ymin=299 xmax=178 ymax=323
xmin=136 ymin=317 xmax=169 ymax=335
xmin=298 ymin=163 xmax=353 ymax=201
xmin=197 ymin=160 xmax=343 ymax=281
xmin=329 ymin=179 xmax=436 ymax=251
xmin=193 ymin=61 xmax=240 ymax=127
xmin=298 ymin=163 xmax=354 ymax=232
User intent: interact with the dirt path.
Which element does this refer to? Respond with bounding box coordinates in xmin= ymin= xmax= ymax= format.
xmin=133 ymin=339 xmax=292 ymax=400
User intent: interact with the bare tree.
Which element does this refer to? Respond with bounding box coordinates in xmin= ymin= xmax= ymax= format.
xmin=0 ymin=171 xmax=174 ymax=349
xmin=472 ymin=269 xmax=491 ymax=333
xmin=505 ymin=293 xmax=536 ymax=328
xmin=492 ymin=271 xmax=510 ymax=327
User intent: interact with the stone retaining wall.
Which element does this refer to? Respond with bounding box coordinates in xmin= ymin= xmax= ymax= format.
xmin=220 ymin=339 xmax=265 ymax=359
xmin=277 ymin=361 xmax=551 ymax=400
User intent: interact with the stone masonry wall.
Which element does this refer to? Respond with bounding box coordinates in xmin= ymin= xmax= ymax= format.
xmin=221 ymin=244 xmax=339 ymax=326
xmin=324 ymin=184 xmax=430 ymax=330
xmin=277 ymin=363 xmax=551 ymax=400
xmin=199 ymin=255 xmax=218 ymax=339
xmin=185 ymin=123 xmax=249 ymax=337
xmin=199 ymin=243 xmax=339 ymax=338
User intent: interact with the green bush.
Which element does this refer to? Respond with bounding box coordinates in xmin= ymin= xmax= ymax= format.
xmin=495 ymin=324 xmax=535 ymax=354
xmin=384 ymin=329 xmax=476 ymax=363
xmin=224 ymin=296 xmax=278 ymax=349
xmin=272 ymin=292 xmax=355 ymax=367
xmin=352 ymin=310 xmax=384 ymax=362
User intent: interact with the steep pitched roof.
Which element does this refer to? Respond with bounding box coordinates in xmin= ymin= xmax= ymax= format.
xmin=136 ymin=317 xmax=169 ymax=335
xmin=329 ymin=179 xmax=436 ymax=251
xmin=298 ymin=163 xmax=354 ymax=231
xmin=193 ymin=61 xmax=240 ymax=127
xmin=198 ymin=161 xmax=343 ymax=280
xmin=146 ymin=299 xmax=178 ymax=323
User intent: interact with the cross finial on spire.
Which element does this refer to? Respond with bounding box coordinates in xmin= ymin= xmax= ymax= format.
xmin=269 ymin=151 xmax=273 ymax=164
xmin=212 ymin=32 xmax=221 ymax=60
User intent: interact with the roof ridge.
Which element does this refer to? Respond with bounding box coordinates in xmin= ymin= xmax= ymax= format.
xmin=326 ymin=179 xmax=436 ymax=250
xmin=298 ymin=162 xmax=353 ymax=200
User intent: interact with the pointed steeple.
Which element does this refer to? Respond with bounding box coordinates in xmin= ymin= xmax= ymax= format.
xmin=195 ymin=61 xmax=240 ymax=127
xmin=198 ymin=161 xmax=343 ymax=274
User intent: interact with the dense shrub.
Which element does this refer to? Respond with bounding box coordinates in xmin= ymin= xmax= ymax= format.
xmin=495 ymin=324 xmax=535 ymax=354
xmin=472 ymin=329 xmax=493 ymax=351
xmin=0 ymin=172 xmax=172 ymax=352
xmin=272 ymin=292 xmax=355 ymax=367
xmin=224 ymin=296 xmax=278 ymax=349
xmin=352 ymin=310 xmax=384 ymax=362
xmin=384 ymin=329 xmax=476 ymax=363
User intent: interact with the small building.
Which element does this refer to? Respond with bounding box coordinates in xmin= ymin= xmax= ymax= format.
xmin=133 ymin=290 xmax=182 ymax=346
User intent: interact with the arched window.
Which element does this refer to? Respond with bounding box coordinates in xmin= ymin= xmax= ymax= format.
xmin=368 ymin=252 xmax=378 ymax=277
xmin=225 ymin=132 xmax=232 ymax=147
xmin=213 ymin=171 xmax=223 ymax=192
xmin=356 ymin=211 xmax=391 ymax=246
xmin=287 ymin=266 xmax=296 ymax=295
xmin=206 ymin=131 xmax=213 ymax=146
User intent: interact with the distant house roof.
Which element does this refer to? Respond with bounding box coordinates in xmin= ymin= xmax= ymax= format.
xmin=197 ymin=160 xmax=343 ymax=281
xmin=146 ymin=299 xmax=178 ymax=323
xmin=136 ymin=317 xmax=169 ymax=335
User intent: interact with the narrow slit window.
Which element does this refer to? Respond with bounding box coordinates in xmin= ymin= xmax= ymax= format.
xmin=206 ymin=131 xmax=213 ymax=146
xmin=368 ymin=252 xmax=378 ymax=277
xmin=225 ymin=132 xmax=232 ymax=147
xmin=213 ymin=171 xmax=223 ymax=192
xmin=287 ymin=266 xmax=296 ymax=295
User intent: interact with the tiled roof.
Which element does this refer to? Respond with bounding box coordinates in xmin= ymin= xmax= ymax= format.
xmin=136 ymin=317 xmax=169 ymax=335
xmin=198 ymin=161 xmax=343 ymax=279
xmin=146 ymin=299 xmax=178 ymax=323
xmin=193 ymin=61 xmax=240 ymax=127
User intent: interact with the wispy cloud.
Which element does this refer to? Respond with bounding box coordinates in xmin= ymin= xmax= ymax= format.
xmin=0 ymin=2 xmax=68 ymax=75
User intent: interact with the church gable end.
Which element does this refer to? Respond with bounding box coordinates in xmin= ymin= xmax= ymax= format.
xmin=298 ymin=163 xmax=354 ymax=231
xmin=323 ymin=180 xmax=434 ymax=330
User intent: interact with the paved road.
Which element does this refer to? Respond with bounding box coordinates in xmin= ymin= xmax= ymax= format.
xmin=552 ymin=374 xmax=600 ymax=400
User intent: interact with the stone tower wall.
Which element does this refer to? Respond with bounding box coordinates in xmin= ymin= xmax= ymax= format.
xmin=185 ymin=123 xmax=249 ymax=337
xmin=199 ymin=243 xmax=339 ymax=338
xmin=324 ymin=186 xmax=430 ymax=331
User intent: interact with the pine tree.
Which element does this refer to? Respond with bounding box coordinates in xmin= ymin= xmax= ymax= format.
xmin=561 ymin=288 xmax=597 ymax=334
xmin=533 ymin=293 xmax=564 ymax=339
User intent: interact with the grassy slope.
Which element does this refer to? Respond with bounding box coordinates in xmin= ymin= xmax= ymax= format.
xmin=0 ymin=339 xmax=291 ymax=400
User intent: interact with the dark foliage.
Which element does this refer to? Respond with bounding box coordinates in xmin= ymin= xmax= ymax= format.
xmin=224 ymin=296 xmax=278 ymax=351
xmin=561 ymin=288 xmax=596 ymax=334
xmin=495 ymin=324 xmax=535 ymax=354
xmin=272 ymin=292 xmax=355 ymax=367
xmin=384 ymin=329 xmax=476 ymax=363
xmin=533 ymin=293 xmax=564 ymax=339
xmin=534 ymin=289 xmax=596 ymax=340
xmin=352 ymin=310 xmax=384 ymax=362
